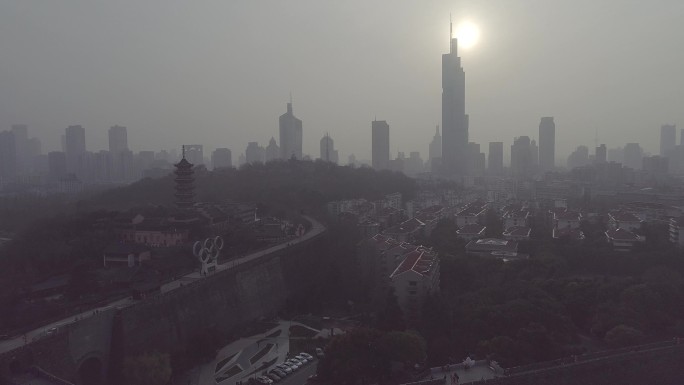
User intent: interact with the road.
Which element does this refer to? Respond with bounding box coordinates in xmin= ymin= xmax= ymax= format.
xmin=0 ymin=216 xmax=325 ymax=355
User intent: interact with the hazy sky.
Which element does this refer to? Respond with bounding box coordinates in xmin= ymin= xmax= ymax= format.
xmin=1 ymin=1 xmax=683 ymax=163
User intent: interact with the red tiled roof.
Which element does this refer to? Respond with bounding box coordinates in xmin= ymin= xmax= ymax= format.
xmin=383 ymin=218 xmax=425 ymax=235
xmin=390 ymin=248 xmax=438 ymax=278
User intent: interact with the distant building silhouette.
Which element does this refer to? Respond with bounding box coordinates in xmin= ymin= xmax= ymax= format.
xmin=184 ymin=144 xmax=204 ymax=166
xmin=265 ymin=137 xmax=279 ymax=162
xmin=11 ymin=124 xmax=29 ymax=174
xmin=211 ymin=148 xmax=232 ymax=169
xmin=108 ymin=125 xmax=128 ymax=153
xmin=174 ymin=146 xmax=195 ymax=208
xmin=320 ymin=134 xmax=339 ymax=164
xmin=468 ymin=142 xmax=485 ymax=176
xmin=428 ymin=125 xmax=442 ymax=171
xmin=538 ymin=117 xmax=555 ymax=172
xmin=47 ymin=151 xmax=67 ymax=182
xmin=442 ymin=20 xmax=469 ymax=178
xmin=661 ymin=124 xmax=676 ymax=156
xmin=488 ymin=142 xmax=504 ymax=175
xmin=372 ymin=120 xmax=390 ymax=170
xmin=624 ymin=143 xmax=643 ymax=170
xmin=567 ymin=146 xmax=590 ymax=169
xmin=65 ymin=125 xmax=86 ymax=176
xmin=245 ymin=142 xmax=265 ymax=164
xmin=0 ymin=130 xmax=17 ymax=180
xmin=511 ymin=136 xmax=532 ymax=177
xmin=595 ymin=144 xmax=607 ymax=164
xmin=279 ymin=102 xmax=302 ymax=160
xmin=404 ymin=151 xmax=424 ymax=176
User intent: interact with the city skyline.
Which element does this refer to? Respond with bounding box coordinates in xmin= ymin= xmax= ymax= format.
xmin=1 ymin=1 xmax=682 ymax=162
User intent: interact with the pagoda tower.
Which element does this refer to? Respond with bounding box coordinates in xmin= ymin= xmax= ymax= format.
xmin=174 ymin=146 xmax=195 ymax=208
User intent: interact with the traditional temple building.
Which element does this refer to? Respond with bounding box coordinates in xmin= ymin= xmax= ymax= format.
xmin=174 ymin=146 xmax=195 ymax=208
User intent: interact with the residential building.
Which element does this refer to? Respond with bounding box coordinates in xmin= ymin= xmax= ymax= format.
xmin=456 ymin=224 xmax=486 ymax=241
xmin=488 ymin=142 xmax=504 ymax=175
xmin=661 ymin=124 xmax=676 ymax=156
xmin=539 ymin=117 xmax=555 ymax=172
xmin=605 ymin=228 xmax=644 ymax=252
xmin=372 ymin=120 xmax=390 ymax=170
xmin=390 ymin=246 xmax=440 ymax=324
xmin=456 ymin=201 xmax=487 ymax=227
xmin=211 ymin=148 xmax=232 ymax=169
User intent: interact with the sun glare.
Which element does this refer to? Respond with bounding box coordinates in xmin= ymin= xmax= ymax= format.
xmin=455 ymin=21 xmax=480 ymax=49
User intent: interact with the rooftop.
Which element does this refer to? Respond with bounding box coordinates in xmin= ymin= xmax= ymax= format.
xmin=554 ymin=211 xmax=581 ymax=221
xmin=608 ymin=211 xmax=641 ymax=222
xmin=503 ymin=226 xmax=532 ymax=237
xmin=457 ymin=224 xmax=486 ymax=235
xmin=465 ymin=238 xmax=518 ymax=252
xmin=457 ymin=202 xmax=487 ymax=217
xmin=553 ymin=227 xmax=585 ymax=240
xmin=605 ymin=228 xmax=641 ymax=241
xmin=390 ymin=247 xmax=438 ymax=278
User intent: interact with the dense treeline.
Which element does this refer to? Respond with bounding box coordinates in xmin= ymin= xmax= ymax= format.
xmin=418 ymin=219 xmax=684 ymax=367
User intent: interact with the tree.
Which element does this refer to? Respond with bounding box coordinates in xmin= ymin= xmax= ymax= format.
xmin=122 ymin=351 xmax=172 ymax=385
xmin=375 ymin=288 xmax=406 ymax=331
xmin=604 ymin=324 xmax=644 ymax=347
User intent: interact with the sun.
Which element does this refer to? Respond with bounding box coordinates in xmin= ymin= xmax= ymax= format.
xmin=455 ymin=21 xmax=480 ymax=49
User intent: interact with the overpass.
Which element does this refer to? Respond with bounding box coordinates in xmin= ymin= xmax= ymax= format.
xmin=0 ymin=216 xmax=326 ymax=385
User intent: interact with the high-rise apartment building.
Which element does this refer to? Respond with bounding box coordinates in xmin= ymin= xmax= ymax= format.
xmin=184 ymin=145 xmax=204 ymax=166
xmin=108 ymin=125 xmax=129 ymax=153
xmin=538 ymin=117 xmax=555 ymax=172
xmin=429 ymin=125 xmax=442 ymax=163
xmin=511 ymin=136 xmax=532 ymax=177
xmin=279 ymin=102 xmax=303 ymax=160
xmin=47 ymin=151 xmax=67 ymax=181
xmin=661 ymin=124 xmax=676 ymax=156
xmin=11 ymin=124 xmax=29 ymax=174
xmin=488 ymin=142 xmax=504 ymax=175
xmin=624 ymin=143 xmax=643 ymax=170
xmin=65 ymin=125 xmax=86 ymax=175
xmin=441 ymin=21 xmax=469 ymax=177
xmin=211 ymin=148 xmax=232 ymax=169
xmin=0 ymin=131 xmax=17 ymax=179
xmin=372 ymin=120 xmax=390 ymax=170
xmin=320 ymin=134 xmax=338 ymax=164
xmin=595 ymin=144 xmax=607 ymax=164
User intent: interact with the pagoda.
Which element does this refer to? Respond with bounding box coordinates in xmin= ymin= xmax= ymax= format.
xmin=174 ymin=146 xmax=195 ymax=208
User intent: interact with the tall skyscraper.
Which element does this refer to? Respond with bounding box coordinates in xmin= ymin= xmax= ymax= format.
xmin=441 ymin=20 xmax=469 ymax=178
xmin=0 ymin=131 xmax=17 ymax=179
xmin=595 ymin=144 xmax=607 ymax=164
xmin=660 ymin=124 xmax=676 ymax=156
xmin=320 ymin=134 xmax=338 ymax=164
xmin=624 ymin=143 xmax=643 ymax=170
xmin=538 ymin=117 xmax=555 ymax=172
xmin=65 ymin=125 xmax=86 ymax=175
xmin=108 ymin=125 xmax=129 ymax=153
xmin=511 ymin=136 xmax=532 ymax=178
xmin=488 ymin=142 xmax=504 ymax=175
xmin=429 ymin=125 xmax=442 ymax=163
xmin=184 ymin=144 xmax=204 ymax=166
xmin=279 ymin=102 xmax=303 ymax=160
xmin=371 ymin=120 xmax=390 ymax=170
xmin=11 ymin=124 xmax=28 ymax=174
xmin=211 ymin=148 xmax=232 ymax=169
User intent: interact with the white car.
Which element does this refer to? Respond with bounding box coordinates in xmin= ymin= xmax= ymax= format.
xmin=283 ymin=361 xmax=299 ymax=370
xmin=300 ymin=352 xmax=314 ymax=360
xmin=295 ymin=355 xmax=309 ymax=364
xmin=285 ymin=359 xmax=301 ymax=369
xmin=276 ymin=364 xmax=292 ymax=374
xmin=257 ymin=376 xmax=273 ymax=384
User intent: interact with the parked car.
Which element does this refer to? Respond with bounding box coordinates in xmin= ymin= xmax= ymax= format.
xmin=257 ymin=375 xmax=273 ymax=384
xmin=276 ymin=364 xmax=292 ymax=374
xmin=295 ymin=355 xmax=309 ymax=364
xmin=307 ymin=374 xmax=323 ymax=383
xmin=300 ymin=352 xmax=314 ymax=360
xmin=283 ymin=361 xmax=299 ymax=370
xmin=290 ymin=357 xmax=304 ymax=366
xmin=266 ymin=373 xmax=281 ymax=382
xmin=272 ymin=368 xmax=288 ymax=378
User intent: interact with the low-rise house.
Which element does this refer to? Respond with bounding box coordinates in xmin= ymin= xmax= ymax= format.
xmin=552 ymin=227 xmax=585 ymax=240
xmin=382 ymin=218 xmax=425 ymax=243
xmin=503 ymin=226 xmax=531 ymax=241
xmin=605 ymin=228 xmax=644 ymax=252
xmin=503 ymin=210 xmax=531 ymax=228
xmin=465 ymin=238 xmax=518 ymax=258
xmin=456 ymin=201 xmax=488 ymax=227
xmin=607 ymin=211 xmax=642 ymax=232
xmin=456 ymin=224 xmax=486 ymax=241
xmin=554 ymin=211 xmax=582 ymax=230
xmin=390 ymin=247 xmax=440 ymax=325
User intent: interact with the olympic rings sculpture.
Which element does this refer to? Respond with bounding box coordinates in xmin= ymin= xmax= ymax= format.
xmin=193 ymin=236 xmax=224 ymax=275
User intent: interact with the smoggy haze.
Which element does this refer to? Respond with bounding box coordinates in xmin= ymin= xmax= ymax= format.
xmin=1 ymin=0 xmax=683 ymax=162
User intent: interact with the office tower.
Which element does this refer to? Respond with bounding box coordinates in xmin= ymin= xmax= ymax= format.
xmin=623 ymin=143 xmax=643 ymax=170
xmin=320 ymin=134 xmax=339 ymax=164
xmin=468 ymin=142 xmax=485 ymax=176
xmin=0 ymin=131 xmax=17 ymax=179
xmin=643 ymin=156 xmax=668 ymax=175
xmin=245 ymin=142 xmax=265 ymax=164
xmin=211 ymin=148 xmax=232 ymax=169
xmin=429 ymin=124 xmax=442 ymax=163
xmin=47 ymin=151 xmax=67 ymax=181
xmin=530 ymin=140 xmax=539 ymax=170
xmin=538 ymin=117 xmax=555 ymax=172
xmin=371 ymin=120 xmax=390 ymax=170
xmin=265 ymin=137 xmax=279 ymax=162
xmin=404 ymin=151 xmax=424 ymax=176
xmin=65 ymin=125 xmax=86 ymax=175
xmin=595 ymin=144 xmax=607 ymax=164
xmin=11 ymin=124 xmax=28 ymax=174
xmin=279 ymin=102 xmax=303 ymax=160
xmin=488 ymin=142 xmax=504 ymax=175
xmin=108 ymin=125 xmax=129 ymax=153
xmin=567 ymin=146 xmax=590 ymax=169
xmin=184 ymin=145 xmax=204 ymax=166
xmin=511 ymin=136 xmax=532 ymax=177
xmin=442 ymin=20 xmax=469 ymax=177
xmin=661 ymin=124 xmax=676 ymax=156
xmin=608 ymin=147 xmax=624 ymax=164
